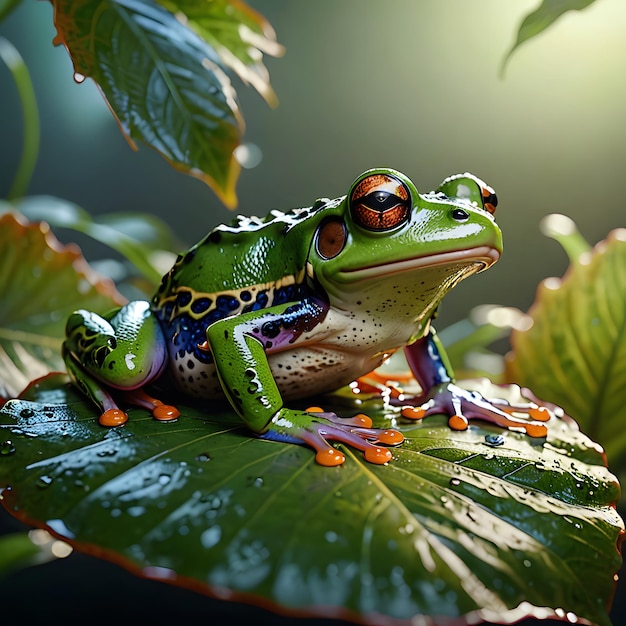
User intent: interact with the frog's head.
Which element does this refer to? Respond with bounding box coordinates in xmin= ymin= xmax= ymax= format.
xmin=307 ymin=168 xmax=503 ymax=328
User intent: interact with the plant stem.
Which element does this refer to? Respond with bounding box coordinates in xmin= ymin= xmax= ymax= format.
xmin=0 ymin=37 xmax=39 ymax=201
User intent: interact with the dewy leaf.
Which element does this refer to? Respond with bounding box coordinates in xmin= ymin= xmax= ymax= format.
xmin=502 ymin=0 xmax=596 ymax=74
xmin=0 ymin=212 xmax=124 ymax=399
xmin=0 ymin=374 xmax=622 ymax=626
xmin=508 ymin=229 xmax=626 ymax=472
xmin=156 ymin=0 xmax=284 ymax=106
xmin=50 ymin=0 xmax=244 ymax=207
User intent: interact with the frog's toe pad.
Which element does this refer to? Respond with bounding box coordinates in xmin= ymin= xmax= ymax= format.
xmin=152 ymin=404 xmax=180 ymax=421
xmin=99 ymin=409 xmax=128 ymax=427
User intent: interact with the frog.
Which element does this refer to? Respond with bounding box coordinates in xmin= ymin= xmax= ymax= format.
xmin=63 ymin=168 xmax=550 ymax=467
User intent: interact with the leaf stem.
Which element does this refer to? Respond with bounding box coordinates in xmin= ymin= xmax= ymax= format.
xmin=0 ymin=37 xmax=40 ymax=201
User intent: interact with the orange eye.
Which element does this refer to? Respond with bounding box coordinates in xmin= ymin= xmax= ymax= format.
xmin=316 ymin=219 xmax=347 ymax=259
xmin=350 ymin=174 xmax=410 ymax=231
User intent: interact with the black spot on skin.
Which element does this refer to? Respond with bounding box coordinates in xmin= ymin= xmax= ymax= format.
xmin=261 ymin=320 xmax=281 ymax=338
xmin=187 ymin=360 xmax=195 ymax=370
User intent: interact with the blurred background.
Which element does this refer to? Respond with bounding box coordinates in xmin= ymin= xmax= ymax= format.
xmin=1 ymin=0 xmax=625 ymax=624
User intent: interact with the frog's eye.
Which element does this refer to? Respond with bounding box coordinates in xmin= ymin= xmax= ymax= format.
xmin=350 ymin=174 xmax=411 ymax=232
xmin=439 ymin=173 xmax=497 ymax=216
xmin=316 ymin=218 xmax=347 ymax=259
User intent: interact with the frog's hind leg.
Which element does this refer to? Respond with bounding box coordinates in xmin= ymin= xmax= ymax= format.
xmin=63 ymin=301 xmax=175 ymax=426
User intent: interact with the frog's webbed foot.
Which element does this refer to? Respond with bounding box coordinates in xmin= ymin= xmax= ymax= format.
xmin=263 ymin=407 xmax=404 ymax=467
xmin=398 ymin=382 xmax=551 ymax=438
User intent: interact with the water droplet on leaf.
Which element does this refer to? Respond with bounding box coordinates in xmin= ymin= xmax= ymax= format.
xmin=37 ymin=475 xmax=53 ymax=488
xmin=0 ymin=440 xmax=16 ymax=455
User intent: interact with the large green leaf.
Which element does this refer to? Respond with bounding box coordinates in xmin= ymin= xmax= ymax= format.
xmin=502 ymin=0 xmax=597 ymax=73
xmin=0 ymin=374 xmax=621 ymax=626
xmin=50 ymin=0 xmax=248 ymax=207
xmin=0 ymin=212 xmax=124 ymax=399
xmin=508 ymin=229 xmax=626 ymax=472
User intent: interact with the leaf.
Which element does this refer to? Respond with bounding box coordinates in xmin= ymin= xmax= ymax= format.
xmin=502 ymin=0 xmax=597 ymax=74
xmin=0 ymin=374 xmax=621 ymax=626
xmin=156 ymin=0 xmax=284 ymax=106
xmin=0 ymin=212 xmax=125 ymax=399
xmin=507 ymin=229 xmax=626 ymax=472
xmin=0 ymin=533 xmax=42 ymax=578
xmin=12 ymin=195 xmax=179 ymax=286
xmin=0 ymin=37 xmax=40 ymax=200
xmin=50 ymin=0 xmax=246 ymax=208
xmin=0 ymin=0 xmax=22 ymax=23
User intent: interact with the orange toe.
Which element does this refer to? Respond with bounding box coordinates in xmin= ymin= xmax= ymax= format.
xmin=99 ymin=408 xmax=128 ymax=427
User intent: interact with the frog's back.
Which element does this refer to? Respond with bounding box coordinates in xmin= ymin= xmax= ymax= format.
xmin=151 ymin=201 xmax=334 ymax=389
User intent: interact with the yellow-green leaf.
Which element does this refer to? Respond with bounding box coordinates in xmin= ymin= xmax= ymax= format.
xmin=508 ymin=229 xmax=626 ymax=470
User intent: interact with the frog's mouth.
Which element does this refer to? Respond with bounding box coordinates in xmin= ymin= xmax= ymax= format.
xmin=336 ymin=245 xmax=500 ymax=282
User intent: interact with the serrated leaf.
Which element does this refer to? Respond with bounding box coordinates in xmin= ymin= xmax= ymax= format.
xmin=156 ymin=0 xmax=284 ymax=106
xmin=507 ymin=229 xmax=626 ymax=472
xmin=0 ymin=374 xmax=621 ymax=626
xmin=50 ymin=0 xmax=244 ymax=207
xmin=502 ymin=0 xmax=596 ymax=74
xmin=0 ymin=212 xmax=124 ymax=398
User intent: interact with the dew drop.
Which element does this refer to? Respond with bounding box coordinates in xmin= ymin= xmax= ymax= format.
xmin=253 ymin=477 xmax=263 ymax=488
xmin=449 ymin=478 xmax=461 ymax=487
xmin=158 ymin=474 xmax=171 ymax=486
xmin=127 ymin=505 xmax=146 ymax=518
xmin=201 ymin=525 xmax=221 ymax=549
xmin=0 ymin=440 xmax=16 ymax=456
xmin=74 ymin=72 xmax=86 ymax=84
xmin=196 ymin=452 xmax=211 ymax=462
xmin=325 ymin=530 xmax=338 ymax=543
xmin=37 ymin=475 xmax=53 ymax=488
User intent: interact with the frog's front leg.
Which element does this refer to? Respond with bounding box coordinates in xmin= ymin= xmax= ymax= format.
xmin=206 ymin=297 xmax=404 ymax=467
xmin=399 ymin=328 xmax=550 ymax=437
xmin=63 ymin=301 xmax=180 ymax=426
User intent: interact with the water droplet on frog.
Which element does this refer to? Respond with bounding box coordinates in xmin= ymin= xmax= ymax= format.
xmin=0 ymin=440 xmax=16 ymax=455
xmin=37 ymin=475 xmax=53 ymax=488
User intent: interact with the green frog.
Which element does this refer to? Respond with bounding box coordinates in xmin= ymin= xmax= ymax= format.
xmin=63 ymin=168 xmax=549 ymax=467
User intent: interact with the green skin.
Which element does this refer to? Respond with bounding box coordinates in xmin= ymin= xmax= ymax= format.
xmin=64 ymin=168 xmax=550 ymax=467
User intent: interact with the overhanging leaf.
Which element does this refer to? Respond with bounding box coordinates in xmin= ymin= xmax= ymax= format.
xmin=502 ymin=0 xmax=597 ymax=74
xmin=156 ymin=0 xmax=284 ymax=106
xmin=50 ymin=0 xmax=245 ymax=207
xmin=0 ymin=212 xmax=124 ymax=399
xmin=507 ymin=229 xmax=626 ymax=472
xmin=0 ymin=374 xmax=621 ymax=626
